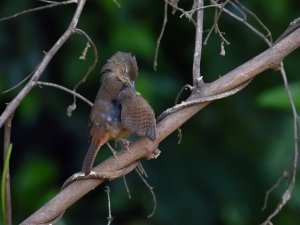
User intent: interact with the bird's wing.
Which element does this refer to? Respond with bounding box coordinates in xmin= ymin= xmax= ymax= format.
xmin=118 ymin=87 xmax=156 ymax=141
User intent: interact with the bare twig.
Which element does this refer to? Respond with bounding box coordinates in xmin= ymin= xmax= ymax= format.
xmin=122 ymin=176 xmax=132 ymax=199
xmin=261 ymin=170 xmax=288 ymax=211
xmin=174 ymin=84 xmax=193 ymax=104
xmin=0 ymin=0 xmax=76 ymax=22
xmin=154 ymin=1 xmax=168 ymax=71
xmin=233 ymin=0 xmax=273 ymax=42
xmin=0 ymin=0 xmax=87 ymax=128
xmin=209 ymin=0 xmax=272 ymax=46
xmin=73 ymin=29 xmax=98 ymax=90
xmin=2 ymin=73 xmax=32 ymax=94
xmin=106 ymin=142 xmax=118 ymax=157
xmin=79 ymin=42 xmax=91 ymax=60
xmin=157 ymin=79 xmax=252 ymax=122
xmin=34 ymin=81 xmax=93 ymax=107
xmin=203 ymin=0 xmax=230 ymax=45
xmin=165 ymin=0 xmax=196 ymax=24
xmin=174 ymin=84 xmax=193 ymax=142
xmin=135 ymin=168 xmax=157 ymax=218
xmin=137 ymin=162 xmax=148 ymax=178
xmin=227 ymin=0 xmax=246 ymax=20
xmin=192 ymin=0 xmax=204 ymax=87
xmin=105 ymin=186 xmax=114 ymax=225
xmin=67 ymin=28 xmax=98 ymax=116
xmin=180 ymin=3 xmax=222 ymax=18
xmin=261 ymin=63 xmax=299 ymax=225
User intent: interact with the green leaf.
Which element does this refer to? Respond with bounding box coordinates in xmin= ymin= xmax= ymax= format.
xmin=257 ymin=83 xmax=300 ymax=111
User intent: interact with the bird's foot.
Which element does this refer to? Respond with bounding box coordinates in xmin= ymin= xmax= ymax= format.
xmin=106 ymin=142 xmax=118 ymax=157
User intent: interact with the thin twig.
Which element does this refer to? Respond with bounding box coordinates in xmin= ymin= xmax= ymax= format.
xmin=106 ymin=142 xmax=118 ymax=157
xmin=0 ymin=0 xmax=87 ymax=128
xmin=122 ymin=176 xmax=132 ymax=199
xmin=192 ymin=0 xmax=204 ymax=87
xmin=203 ymin=0 xmax=230 ymax=45
xmin=180 ymin=3 xmax=222 ymax=18
xmin=175 ymin=84 xmax=193 ymax=104
xmin=154 ymin=1 xmax=168 ymax=71
xmin=174 ymin=84 xmax=193 ymax=142
xmin=2 ymin=73 xmax=32 ymax=94
xmin=165 ymin=0 xmax=196 ymax=25
xmin=261 ymin=170 xmax=288 ymax=211
xmin=73 ymin=28 xmax=98 ymax=90
xmin=233 ymin=0 xmax=272 ymax=42
xmin=79 ymin=42 xmax=91 ymax=60
xmin=135 ymin=168 xmax=157 ymax=218
xmin=157 ymin=79 xmax=252 ymax=122
xmin=67 ymin=28 xmax=98 ymax=116
xmin=0 ymin=0 xmax=76 ymax=22
xmin=209 ymin=0 xmax=272 ymax=46
xmin=137 ymin=162 xmax=148 ymax=178
xmin=34 ymin=81 xmax=93 ymax=107
xmin=105 ymin=186 xmax=114 ymax=225
xmin=227 ymin=0 xmax=246 ymax=20
xmin=261 ymin=63 xmax=299 ymax=225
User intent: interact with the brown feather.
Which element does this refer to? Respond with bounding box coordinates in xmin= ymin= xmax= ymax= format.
xmin=118 ymin=87 xmax=156 ymax=141
xmin=81 ymin=52 xmax=156 ymax=175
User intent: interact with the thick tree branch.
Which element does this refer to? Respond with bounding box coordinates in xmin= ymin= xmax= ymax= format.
xmin=20 ymin=26 xmax=300 ymax=225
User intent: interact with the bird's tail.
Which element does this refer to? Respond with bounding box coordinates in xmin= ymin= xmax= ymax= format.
xmin=81 ymin=133 xmax=109 ymax=175
xmin=81 ymin=141 xmax=100 ymax=175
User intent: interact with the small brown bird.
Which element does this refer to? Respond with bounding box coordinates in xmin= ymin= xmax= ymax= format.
xmin=82 ymin=52 xmax=156 ymax=175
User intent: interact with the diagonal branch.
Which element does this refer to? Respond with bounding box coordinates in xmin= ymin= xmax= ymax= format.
xmin=0 ymin=0 xmax=87 ymax=128
xmin=19 ymin=26 xmax=300 ymax=225
xmin=0 ymin=0 xmax=76 ymax=22
xmin=260 ymin=62 xmax=299 ymax=225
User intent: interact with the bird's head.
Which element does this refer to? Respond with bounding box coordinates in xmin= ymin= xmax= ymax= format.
xmin=101 ymin=52 xmax=138 ymax=87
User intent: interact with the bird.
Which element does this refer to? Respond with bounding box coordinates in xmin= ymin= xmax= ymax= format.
xmin=81 ymin=52 xmax=156 ymax=175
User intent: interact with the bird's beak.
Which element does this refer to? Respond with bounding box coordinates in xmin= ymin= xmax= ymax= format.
xmin=130 ymin=81 xmax=135 ymax=89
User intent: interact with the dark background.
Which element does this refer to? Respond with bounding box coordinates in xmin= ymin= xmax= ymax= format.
xmin=1 ymin=0 xmax=300 ymax=225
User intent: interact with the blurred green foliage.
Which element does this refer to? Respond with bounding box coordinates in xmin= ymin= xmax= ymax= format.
xmin=1 ymin=0 xmax=300 ymax=225
xmin=257 ymin=82 xmax=300 ymax=111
